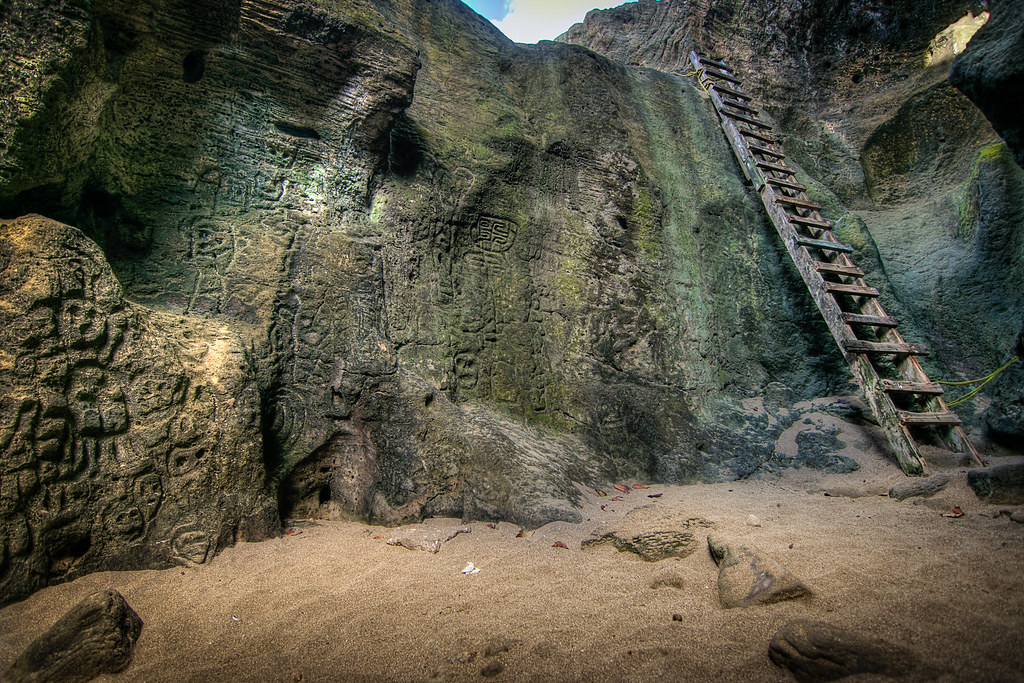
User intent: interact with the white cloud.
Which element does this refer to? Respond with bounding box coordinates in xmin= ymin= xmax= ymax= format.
xmin=493 ymin=0 xmax=629 ymax=43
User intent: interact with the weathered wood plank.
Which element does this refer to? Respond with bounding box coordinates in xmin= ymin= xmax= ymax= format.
xmin=815 ymin=261 xmax=864 ymax=277
xmin=844 ymin=340 xmax=930 ymax=355
xmin=842 ymin=312 xmax=899 ymax=327
xmin=699 ymin=55 xmax=730 ymax=70
xmin=747 ymin=143 xmax=785 ymax=158
xmin=899 ymin=411 xmax=961 ymax=426
xmin=787 ymin=214 xmax=833 ymax=229
xmin=721 ymin=110 xmax=771 ymax=129
xmin=738 ymin=127 xmax=776 ymax=144
xmin=825 ymin=282 xmax=879 ymax=296
xmin=715 ymin=84 xmax=751 ymax=101
xmin=703 ymin=67 xmax=742 ymax=84
xmin=765 ymin=176 xmax=806 ymax=191
xmin=775 ymin=195 xmax=822 ymax=210
xmin=756 ymin=160 xmax=796 ymax=175
xmin=880 ymin=380 xmax=943 ymax=395
xmin=722 ymin=98 xmax=759 ymax=114
xmin=796 ymin=237 xmax=854 ymax=253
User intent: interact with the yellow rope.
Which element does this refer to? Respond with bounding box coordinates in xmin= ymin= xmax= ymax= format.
xmin=676 ymin=68 xmax=714 ymax=98
xmin=939 ymin=356 xmax=1021 ymax=407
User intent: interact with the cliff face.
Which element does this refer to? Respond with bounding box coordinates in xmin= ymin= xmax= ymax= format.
xmin=1 ymin=0 xmax=1021 ymax=603
xmin=561 ymin=0 xmax=1024 ymax=446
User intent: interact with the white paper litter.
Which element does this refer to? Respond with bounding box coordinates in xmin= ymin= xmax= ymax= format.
xmin=461 ymin=562 xmax=481 ymax=574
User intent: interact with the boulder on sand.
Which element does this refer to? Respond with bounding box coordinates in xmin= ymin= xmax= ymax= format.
xmin=707 ymin=536 xmax=811 ymax=609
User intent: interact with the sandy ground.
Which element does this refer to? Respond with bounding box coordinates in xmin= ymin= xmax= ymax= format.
xmin=2 ymin=429 xmax=1024 ymax=681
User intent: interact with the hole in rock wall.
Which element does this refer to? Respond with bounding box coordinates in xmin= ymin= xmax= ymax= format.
xmin=182 ymin=50 xmax=207 ymax=83
xmin=387 ymin=114 xmax=425 ymax=177
xmin=48 ymin=534 xmax=92 ymax=576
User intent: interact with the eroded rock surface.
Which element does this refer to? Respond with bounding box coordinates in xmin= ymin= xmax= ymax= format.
xmin=583 ymin=506 xmax=713 ymax=561
xmin=768 ymin=619 xmax=918 ymax=682
xmin=561 ymin=0 xmax=1024 ymax=445
xmin=0 ymin=215 xmax=277 ymax=605
xmin=951 ymin=0 xmax=1024 ymax=167
xmin=2 ymin=0 xmax=1022 ymax=602
xmin=3 ymin=589 xmax=142 ymax=683
xmin=968 ymin=463 xmax=1024 ymax=505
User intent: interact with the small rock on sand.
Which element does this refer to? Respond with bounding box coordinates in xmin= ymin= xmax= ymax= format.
xmin=386 ymin=520 xmax=471 ymax=553
xmin=582 ymin=506 xmax=713 ymax=561
xmin=708 ymin=536 xmax=811 ymax=609
xmin=769 ymin=619 xmax=917 ymax=681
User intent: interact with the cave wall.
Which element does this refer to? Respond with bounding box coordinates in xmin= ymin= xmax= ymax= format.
xmin=560 ymin=0 xmax=1024 ymax=446
xmin=0 ymin=214 xmax=277 ymax=604
xmin=2 ymin=0 xmax=1021 ymax=604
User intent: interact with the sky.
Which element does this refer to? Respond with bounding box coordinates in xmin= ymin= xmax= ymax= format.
xmin=463 ymin=0 xmax=628 ymax=44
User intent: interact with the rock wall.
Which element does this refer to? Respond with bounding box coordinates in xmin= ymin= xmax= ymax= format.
xmin=2 ymin=0 xmax=1022 ymax=602
xmin=560 ymin=0 xmax=1024 ymax=446
xmin=0 ymin=215 xmax=276 ymax=605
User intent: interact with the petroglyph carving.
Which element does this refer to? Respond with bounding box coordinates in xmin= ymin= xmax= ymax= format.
xmin=172 ymin=526 xmax=211 ymax=564
xmin=473 ymin=216 xmax=517 ymax=253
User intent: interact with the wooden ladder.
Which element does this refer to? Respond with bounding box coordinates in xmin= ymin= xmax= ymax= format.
xmin=684 ymin=51 xmax=981 ymax=475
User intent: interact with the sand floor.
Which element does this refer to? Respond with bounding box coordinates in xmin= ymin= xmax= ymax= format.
xmin=2 ymin=444 xmax=1024 ymax=682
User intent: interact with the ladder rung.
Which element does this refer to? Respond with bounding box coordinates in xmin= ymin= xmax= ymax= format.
xmin=880 ymin=380 xmax=943 ymax=395
xmin=699 ymin=56 xmax=730 ymax=70
xmin=722 ymin=110 xmax=771 ymax=129
xmin=814 ymin=261 xmax=864 ymax=277
xmin=796 ymin=237 xmax=853 ymax=253
xmin=722 ymin=98 xmax=759 ymax=114
xmin=898 ymin=410 xmax=961 ymax=426
xmin=766 ymin=177 xmax=806 ymax=191
xmin=788 ymin=214 xmax=833 ymax=229
xmin=756 ymin=160 xmax=795 ymax=175
xmin=714 ymin=84 xmax=751 ymax=101
xmin=826 ymin=282 xmax=879 ymax=297
xmin=775 ymin=195 xmax=822 ymax=210
xmin=703 ymin=67 xmax=741 ymax=84
xmin=844 ymin=340 xmax=930 ymax=356
xmin=842 ymin=312 xmax=899 ymax=327
xmin=738 ymin=127 xmax=776 ymax=144
xmin=747 ymin=143 xmax=784 ymax=158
